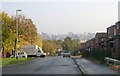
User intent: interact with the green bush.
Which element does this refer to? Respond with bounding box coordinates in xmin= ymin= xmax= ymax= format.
xmin=90 ymin=47 xmax=105 ymax=63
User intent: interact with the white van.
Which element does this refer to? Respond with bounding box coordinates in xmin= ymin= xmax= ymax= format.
xmin=21 ymin=45 xmax=46 ymax=58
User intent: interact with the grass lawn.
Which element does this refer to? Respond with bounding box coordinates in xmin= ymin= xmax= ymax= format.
xmin=1 ymin=58 xmax=33 ymax=67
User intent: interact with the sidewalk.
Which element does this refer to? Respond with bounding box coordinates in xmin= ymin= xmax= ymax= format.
xmin=74 ymin=58 xmax=119 ymax=75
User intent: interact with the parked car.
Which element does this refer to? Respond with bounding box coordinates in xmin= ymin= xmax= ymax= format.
xmin=10 ymin=55 xmax=14 ymax=58
xmin=17 ymin=52 xmax=28 ymax=58
xmin=63 ymin=51 xmax=71 ymax=57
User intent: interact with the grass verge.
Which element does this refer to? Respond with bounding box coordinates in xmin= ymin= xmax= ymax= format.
xmin=1 ymin=58 xmax=33 ymax=67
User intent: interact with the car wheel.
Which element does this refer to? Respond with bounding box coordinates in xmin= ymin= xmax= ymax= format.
xmin=23 ymin=56 xmax=25 ymax=58
xmin=40 ymin=55 xmax=45 ymax=58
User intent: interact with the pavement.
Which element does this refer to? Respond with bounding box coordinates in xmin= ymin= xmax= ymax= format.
xmin=74 ymin=58 xmax=119 ymax=75
xmin=2 ymin=56 xmax=81 ymax=74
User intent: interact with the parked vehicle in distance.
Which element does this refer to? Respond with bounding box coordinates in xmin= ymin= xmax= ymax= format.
xmin=37 ymin=47 xmax=46 ymax=58
xmin=17 ymin=52 xmax=28 ymax=58
xmin=21 ymin=45 xmax=46 ymax=58
xmin=63 ymin=51 xmax=71 ymax=57
xmin=10 ymin=55 xmax=14 ymax=58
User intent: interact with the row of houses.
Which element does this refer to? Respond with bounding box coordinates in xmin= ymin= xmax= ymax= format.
xmin=80 ymin=21 xmax=120 ymax=60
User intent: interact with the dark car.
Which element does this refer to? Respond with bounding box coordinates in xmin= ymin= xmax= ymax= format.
xmin=63 ymin=51 xmax=71 ymax=57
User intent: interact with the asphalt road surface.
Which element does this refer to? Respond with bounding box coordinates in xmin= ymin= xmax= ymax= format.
xmin=2 ymin=56 xmax=81 ymax=74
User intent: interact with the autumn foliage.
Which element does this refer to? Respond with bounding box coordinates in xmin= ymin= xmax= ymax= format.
xmin=1 ymin=11 xmax=42 ymax=56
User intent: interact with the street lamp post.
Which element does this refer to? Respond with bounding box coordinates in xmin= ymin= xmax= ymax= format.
xmin=15 ymin=9 xmax=22 ymax=59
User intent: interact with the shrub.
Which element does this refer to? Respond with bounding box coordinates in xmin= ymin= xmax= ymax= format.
xmin=90 ymin=47 xmax=105 ymax=63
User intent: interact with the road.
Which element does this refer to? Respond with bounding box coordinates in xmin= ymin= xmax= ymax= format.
xmin=2 ymin=56 xmax=81 ymax=75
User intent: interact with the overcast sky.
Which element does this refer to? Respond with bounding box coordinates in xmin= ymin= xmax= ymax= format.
xmin=2 ymin=0 xmax=120 ymax=34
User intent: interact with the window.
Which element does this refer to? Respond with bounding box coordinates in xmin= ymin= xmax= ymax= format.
xmin=109 ymin=36 xmax=112 ymax=38
xmin=108 ymin=30 xmax=110 ymax=34
xmin=110 ymin=43 xmax=114 ymax=47
xmin=38 ymin=50 xmax=41 ymax=53
xmin=117 ymin=25 xmax=119 ymax=30
xmin=102 ymin=38 xmax=106 ymax=41
xmin=114 ymin=29 xmax=116 ymax=35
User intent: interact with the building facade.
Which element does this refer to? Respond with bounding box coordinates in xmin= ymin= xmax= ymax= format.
xmin=106 ymin=21 xmax=120 ymax=59
xmin=79 ymin=2 xmax=120 ymax=59
xmin=95 ymin=33 xmax=107 ymax=48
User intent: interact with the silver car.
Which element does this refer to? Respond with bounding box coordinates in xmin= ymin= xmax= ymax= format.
xmin=63 ymin=51 xmax=71 ymax=57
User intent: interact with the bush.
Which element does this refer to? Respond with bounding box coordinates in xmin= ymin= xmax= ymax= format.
xmin=90 ymin=47 xmax=105 ymax=63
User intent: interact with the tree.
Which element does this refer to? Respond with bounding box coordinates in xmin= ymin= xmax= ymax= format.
xmin=62 ymin=37 xmax=72 ymax=51
xmin=18 ymin=16 xmax=42 ymax=47
xmin=1 ymin=11 xmax=16 ymax=55
xmin=62 ymin=37 xmax=78 ymax=52
xmin=42 ymin=40 xmax=62 ymax=55
xmin=1 ymin=11 xmax=42 ymax=57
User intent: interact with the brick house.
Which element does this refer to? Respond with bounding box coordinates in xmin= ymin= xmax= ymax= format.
xmin=89 ymin=38 xmax=95 ymax=49
xmin=107 ymin=21 xmax=120 ymax=59
xmin=95 ymin=33 xmax=107 ymax=48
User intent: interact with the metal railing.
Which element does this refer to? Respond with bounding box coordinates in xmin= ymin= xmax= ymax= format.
xmin=105 ymin=57 xmax=120 ymax=65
